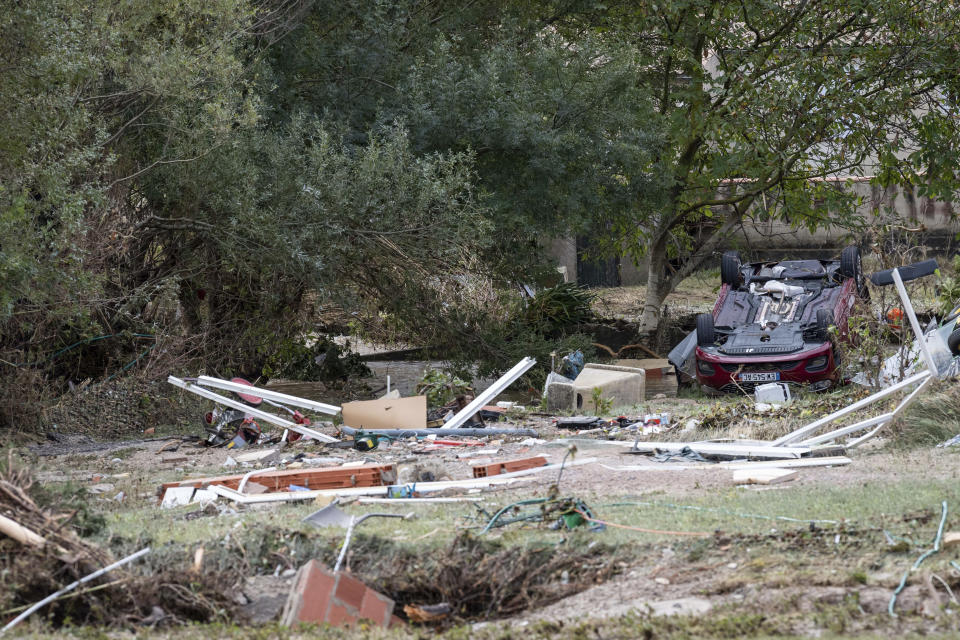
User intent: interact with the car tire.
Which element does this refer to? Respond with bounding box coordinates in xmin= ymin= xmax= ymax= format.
xmin=696 ymin=313 xmax=715 ymax=347
xmin=840 ymin=245 xmax=866 ymax=297
xmin=816 ymin=308 xmax=835 ymax=340
xmin=948 ymin=328 xmax=960 ymax=357
xmin=720 ymin=251 xmax=741 ymax=286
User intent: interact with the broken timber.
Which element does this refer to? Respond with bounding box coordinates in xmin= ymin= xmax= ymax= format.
xmin=732 ymin=468 xmax=798 ymax=485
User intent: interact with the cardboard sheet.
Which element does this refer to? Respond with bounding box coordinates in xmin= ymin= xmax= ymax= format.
xmin=341 ymin=396 xmax=427 ymax=430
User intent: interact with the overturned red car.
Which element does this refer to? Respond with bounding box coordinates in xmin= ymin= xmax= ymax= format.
xmin=693 ymin=246 xmax=865 ymax=394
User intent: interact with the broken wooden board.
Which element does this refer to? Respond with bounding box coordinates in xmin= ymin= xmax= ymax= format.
xmin=732 ymin=468 xmax=798 ymax=485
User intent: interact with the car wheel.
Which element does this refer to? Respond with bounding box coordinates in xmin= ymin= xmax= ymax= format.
xmin=816 ymin=308 xmax=835 ymax=340
xmin=696 ymin=313 xmax=715 ymax=347
xmin=949 ymin=328 xmax=960 ymax=357
xmin=840 ymin=245 xmax=866 ymax=297
xmin=720 ymin=251 xmax=742 ymax=286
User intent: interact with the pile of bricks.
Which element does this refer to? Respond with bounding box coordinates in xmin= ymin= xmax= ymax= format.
xmin=281 ymin=560 xmax=401 ymax=628
xmin=158 ymin=463 xmax=397 ymax=495
xmin=471 ymin=455 xmax=547 ymax=478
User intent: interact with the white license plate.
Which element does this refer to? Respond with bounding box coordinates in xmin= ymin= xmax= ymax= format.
xmin=738 ymin=372 xmax=780 ymax=382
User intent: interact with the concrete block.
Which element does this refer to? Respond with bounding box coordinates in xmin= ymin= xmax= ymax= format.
xmin=546 ymin=380 xmax=576 ymax=412
xmin=572 ymin=363 xmax=645 ymax=411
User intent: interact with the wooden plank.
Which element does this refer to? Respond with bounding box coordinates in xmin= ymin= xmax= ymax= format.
xmin=196 ymin=375 xmax=340 ymax=415
xmin=732 ymin=468 xmax=798 ymax=485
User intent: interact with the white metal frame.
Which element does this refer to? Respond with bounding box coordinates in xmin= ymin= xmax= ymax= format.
xmin=195 ymin=375 xmax=340 ymax=415
xmin=440 ymin=357 xmax=536 ymax=430
xmin=772 ymin=370 xmax=931 ymax=446
xmin=773 ymin=264 xmax=941 ymax=447
xmin=167 ymin=376 xmax=338 ymax=442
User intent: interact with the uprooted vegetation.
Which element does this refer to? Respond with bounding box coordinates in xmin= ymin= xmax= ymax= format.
xmin=0 ymin=456 xmax=239 ymax=628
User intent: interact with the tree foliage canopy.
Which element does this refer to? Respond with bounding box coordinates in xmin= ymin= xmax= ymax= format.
xmin=2 ymin=0 xmax=959 ymax=416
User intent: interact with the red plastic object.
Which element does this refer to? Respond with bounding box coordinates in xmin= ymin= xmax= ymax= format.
xmin=230 ymin=377 xmax=263 ymax=405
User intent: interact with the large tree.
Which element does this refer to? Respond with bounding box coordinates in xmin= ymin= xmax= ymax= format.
xmin=561 ymin=0 xmax=960 ymax=330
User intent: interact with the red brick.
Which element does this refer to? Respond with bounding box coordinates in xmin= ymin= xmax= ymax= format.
xmin=281 ymin=561 xmax=396 ymax=629
xmin=472 ymin=455 xmax=547 ymax=478
xmin=333 ymin=571 xmax=367 ymax=610
xmin=325 ymin=603 xmax=357 ymax=626
xmin=359 ymin=587 xmax=395 ymax=626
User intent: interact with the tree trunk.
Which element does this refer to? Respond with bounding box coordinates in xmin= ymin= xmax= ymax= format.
xmin=639 ymin=235 xmax=671 ymax=333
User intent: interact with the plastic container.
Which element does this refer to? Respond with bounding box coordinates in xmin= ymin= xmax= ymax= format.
xmin=754 ymin=382 xmax=792 ymax=405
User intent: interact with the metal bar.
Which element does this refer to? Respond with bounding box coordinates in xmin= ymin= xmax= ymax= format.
xmin=334 ymin=512 xmax=411 ymax=572
xmin=847 ymin=376 xmax=933 ymax=448
xmin=626 ymin=441 xmax=810 ymax=459
xmin=338 ymin=425 xmax=538 ymax=438
xmin=168 ymin=376 xmax=338 ymax=443
xmin=237 ymin=466 xmax=276 ymax=494
xmin=440 ymin=357 xmax=536 ymax=430
xmin=772 ymin=369 xmax=931 ymax=446
xmin=195 ymin=375 xmax=340 ymax=415
xmin=1 ymin=547 xmax=151 ymax=634
xmin=799 ymin=413 xmax=893 ymax=446
xmin=892 ymin=268 xmax=940 ymax=375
